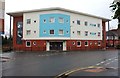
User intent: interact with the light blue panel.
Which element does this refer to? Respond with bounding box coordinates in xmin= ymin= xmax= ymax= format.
xmin=39 ymin=13 xmax=70 ymax=37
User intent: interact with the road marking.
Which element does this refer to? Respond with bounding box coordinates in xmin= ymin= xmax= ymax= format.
xmin=55 ymin=57 xmax=118 ymax=78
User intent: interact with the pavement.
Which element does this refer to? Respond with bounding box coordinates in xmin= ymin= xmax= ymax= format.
xmin=1 ymin=50 xmax=119 ymax=77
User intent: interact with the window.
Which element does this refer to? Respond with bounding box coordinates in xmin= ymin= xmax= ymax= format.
xmin=77 ymin=20 xmax=80 ymax=25
xmin=34 ymin=20 xmax=36 ymax=23
xmin=72 ymin=41 xmax=75 ymax=45
xmin=85 ymin=31 xmax=88 ymax=36
xmin=33 ymin=41 xmax=36 ymax=45
xmin=77 ymin=31 xmax=81 ymax=36
xmin=59 ymin=30 xmax=64 ymax=35
xmin=34 ymin=31 xmax=36 ymax=33
xmin=59 ymin=17 xmax=64 ymax=23
xmin=43 ymin=30 xmax=46 ymax=34
xmin=73 ymin=21 xmax=74 ymax=23
xmin=98 ymin=41 xmax=101 ymax=46
xmin=85 ymin=21 xmax=88 ymax=26
xmin=85 ymin=41 xmax=88 ymax=46
xmin=49 ymin=17 xmax=55 ymax=23
xmin=98 ymin=24 xmax=100 ymax=28
xmin=27 ymin=19 xmax=31 ymax=24
xmin=73 ymin=31 xmax=75 ymax=34
xmin=26 ymin=30 xmax=31 ymax=35
xmin=66 ymin=20 xmax=68 ymax=23
xmin=66 ymin=31 xmax=69 ymax=34
xmin=90 ymin=42 xmax=92 ymax=45
xmin=17 ymin=22 xmax=23 ymax=44
xmin=98 ymin=32 xmax=101 ymax=36
xmin=77 ymin=41 xmax=81 ymax=47
xmin=43 ymin=19 xmax=46 ymax=23
xmin=26 ymin=41 xmax=31 ymax=47
xmin=50 ymin=30 xmax=54 ymax=35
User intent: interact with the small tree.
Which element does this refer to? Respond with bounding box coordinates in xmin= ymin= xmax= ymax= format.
xmin=110 ymin=0 xmax=120 ymax=28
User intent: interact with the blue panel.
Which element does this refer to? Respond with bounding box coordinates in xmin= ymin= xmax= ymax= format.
xmin=39 ymin=13 xmax=70 ymax=37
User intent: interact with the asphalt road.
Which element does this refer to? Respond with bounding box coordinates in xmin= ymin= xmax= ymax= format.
xmin=1 ymin=50 xmax=119 ymax=77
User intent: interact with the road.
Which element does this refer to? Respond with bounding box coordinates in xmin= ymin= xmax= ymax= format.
xmin=1 ymin=50 xmax=119 ymax=77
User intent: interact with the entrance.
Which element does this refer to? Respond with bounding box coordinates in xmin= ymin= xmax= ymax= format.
xmin=50 ymin=42 xmax=63 ymax=51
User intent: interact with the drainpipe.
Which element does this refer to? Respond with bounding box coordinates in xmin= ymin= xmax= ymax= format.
xmin=108 ymin=21 xmax=110 ymax=47
xmin=9 ymin=16 xmax=11 ymax=51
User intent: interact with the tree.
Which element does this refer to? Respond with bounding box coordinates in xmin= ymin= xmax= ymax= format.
xmin=110 ymin=0 xmax=120 ymax=28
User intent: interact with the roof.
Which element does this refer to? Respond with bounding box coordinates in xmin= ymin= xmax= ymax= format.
xmin=106 ymin=28 xmax=120 ymax=36
xmin=7 ymin=7 xmax=111 ymax=22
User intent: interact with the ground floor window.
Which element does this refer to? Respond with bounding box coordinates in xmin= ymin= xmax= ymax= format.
xmin=26 ymin=41 xmax=31 ymax=47
xmin=98 ymin=41 xmax=101 ymax=46
xmin=77 ymin=41 xmax=81 ymax=47
xmin=72 ymin=41 xmax=75 ymax=45
xmin=85 ymin=41 xmax=88 ymax=46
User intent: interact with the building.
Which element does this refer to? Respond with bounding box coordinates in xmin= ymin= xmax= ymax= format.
xmin=106 ymin=28 xmax=120 ymax=47
xmin=0 ymin=0 xmax=5 ymax=47
xmin=0 ymin=0 xmax=4 ymax=35
xmin=7 ymin=8 xmax=110 ymax=51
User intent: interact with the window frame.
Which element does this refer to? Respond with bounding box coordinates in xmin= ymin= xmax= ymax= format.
xmin=97 ymin=24 xmax=100 ymax=28
xmin=59 ymin=17 xmax=64 ymax=23
xmin=77 ymin=41 xmax=81 ymax=47
xmin=26 ymin=41 xmax=31 ymax=47
xmin=50 ymin=30 xmax=54 ymax=35
xmin=85 ymin=41 xmax=88 ymax=46
xmin=77 ymin=20 xmax=80 ymax=25
xmin=85 ymin=21 xmax=88 ymax=26
xmin=98 ymin=32 xmax=101 ymax=37
xmin=27 ymin=19 xmax=31 ymax=24
xmin=77 ymin=31 xmax=81 ymax=36
xmin=59 ymin=29 xmax=64 ymax=35
xmin=26 ymin=30 xmax=31 ymax=35
xmin=85 ymin=31 xmax=88 ymax=36
xmin=98 ymin=41 xmax=101 ymax=46
xmin=72 ymin=41 xmax=75 ymax=45
xmin=49 ymin=17 xmax=55 ymax=23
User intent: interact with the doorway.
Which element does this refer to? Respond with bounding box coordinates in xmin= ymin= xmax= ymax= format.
xmin=50 ymin=42 xmax=63 ymax=51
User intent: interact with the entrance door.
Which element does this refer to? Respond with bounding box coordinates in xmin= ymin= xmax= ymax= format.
xmin=50 ymin=42 xmax=63 ymax=51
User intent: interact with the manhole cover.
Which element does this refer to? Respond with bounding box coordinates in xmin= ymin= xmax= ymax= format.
xmin=83 ymin=67 xmax=106 ymax=73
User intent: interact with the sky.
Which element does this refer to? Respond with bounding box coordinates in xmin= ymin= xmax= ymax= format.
xmin=5 ymin=0 xmax=118 ymax=35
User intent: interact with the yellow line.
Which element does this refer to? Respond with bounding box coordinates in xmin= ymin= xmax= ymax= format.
xmin=55 ymin=65 xmax=97 ymax=78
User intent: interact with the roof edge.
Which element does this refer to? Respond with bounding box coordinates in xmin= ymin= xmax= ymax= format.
xmin=7 ymin=7 xmax=111 ymax=21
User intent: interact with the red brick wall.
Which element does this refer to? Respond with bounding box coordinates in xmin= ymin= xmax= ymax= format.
xmin=102 ymin=21 xmax=106 ymax=48
xmin=0 ymin=19 xmax=4 ymax=33
xmin=13 ymin=16 xmax=24 ymax=50
xmin=66 ymin=40 xmax=104 ymax=51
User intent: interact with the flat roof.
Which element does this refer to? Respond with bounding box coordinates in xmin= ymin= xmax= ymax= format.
xmin=7 ymin=7 xmax=111 ymax=21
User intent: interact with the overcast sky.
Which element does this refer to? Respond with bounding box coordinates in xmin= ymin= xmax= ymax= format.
xmin=5 ymin=0 xmax=118 ymax=35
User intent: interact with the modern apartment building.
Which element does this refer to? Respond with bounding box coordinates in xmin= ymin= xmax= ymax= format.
xmin=7 ymin=8 xmax=110 ymax=51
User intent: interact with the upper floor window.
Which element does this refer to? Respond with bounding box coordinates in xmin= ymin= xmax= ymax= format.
xmin=77 ymin=31 xmax=81 ymax=36
xmin=27 ymin=19 xmax=31 ymax=24
xmin=26 ymin=30 xmax=31 ymax=35
xmin=59 ymin=17 xmax=64 ymax=23
xmin=85 ymin=21 xmax=88 ymax=26
xmin=50 ymin=30 xmax=54 ymax=35
xmin=59 ymin=30 xmax=64 ymax=35
xmin=98 ymin=32 xmax=101 ymax=37
xmin=43 ymin=19 xmax=46 ymax=23
xmin=49 ymin=17 xmax=55 ymax=23
xmin=77 ymin=20 xmax=80 ymax=25
xmin=85 ymin=31 xmax=88 ymax=36
xmin=98 ymin=24 xmax=100 ymax=28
